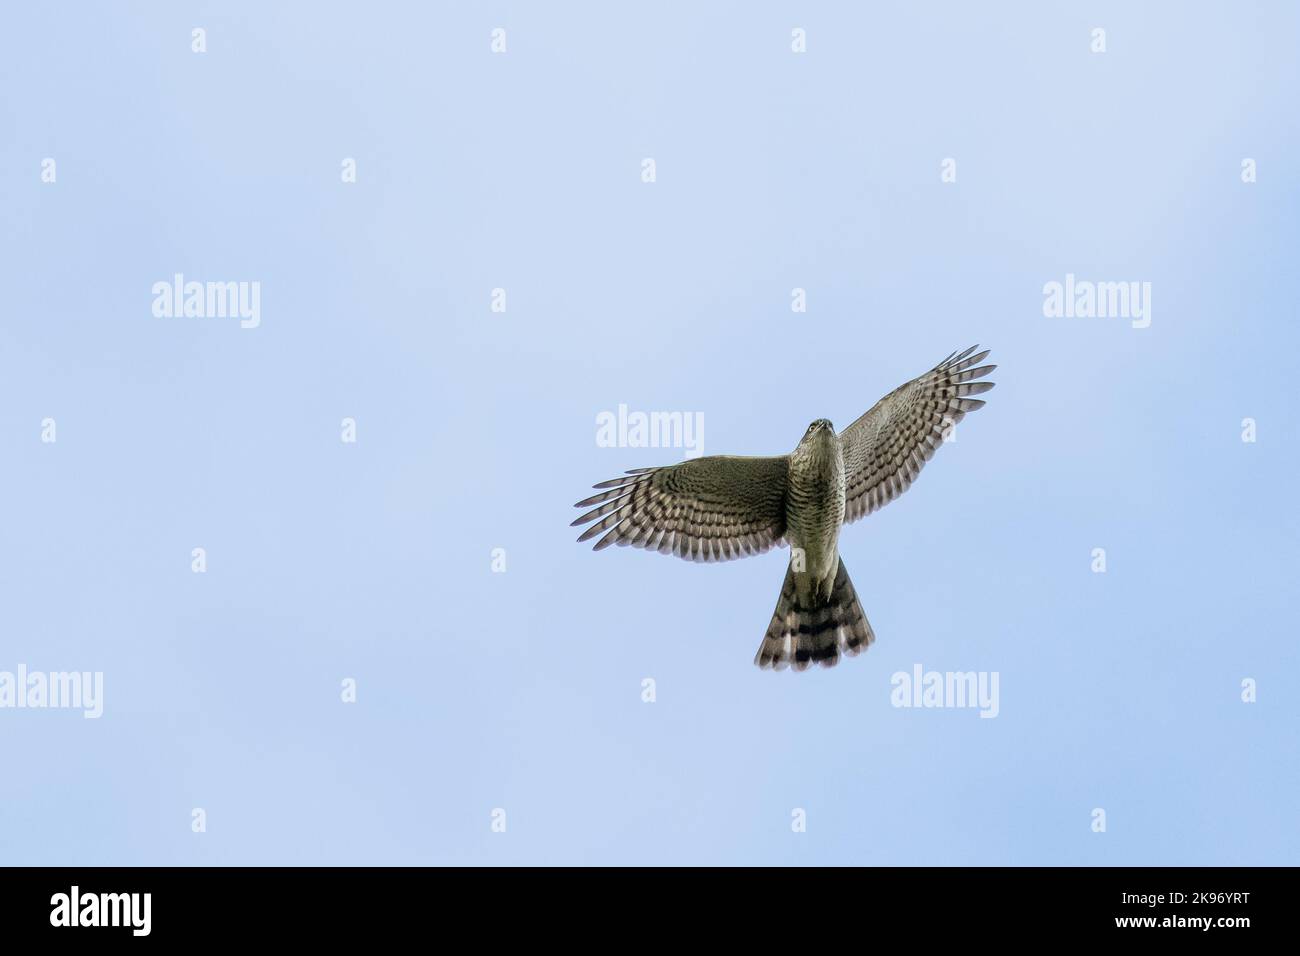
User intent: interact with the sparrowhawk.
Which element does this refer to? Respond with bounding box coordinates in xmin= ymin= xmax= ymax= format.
xmin=572 ymin=345 xmax=996 ymax=670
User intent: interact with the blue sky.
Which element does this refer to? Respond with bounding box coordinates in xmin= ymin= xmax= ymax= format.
xmin=1 ymin=2 xmax=1296 ymax=865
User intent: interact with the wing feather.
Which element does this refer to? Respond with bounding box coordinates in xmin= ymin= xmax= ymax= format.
xmin=838 ymin=346 xmax=996 ymax=523
xmin=572 ymin=455 xmax=788 ymax=562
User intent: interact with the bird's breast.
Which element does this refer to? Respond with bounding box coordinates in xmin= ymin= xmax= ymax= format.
xmin=786 ymin=442 xmax=845 ymax=580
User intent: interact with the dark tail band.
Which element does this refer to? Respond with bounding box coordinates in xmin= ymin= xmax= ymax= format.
xmin=754 ymin=557 xmax=875 ymax=670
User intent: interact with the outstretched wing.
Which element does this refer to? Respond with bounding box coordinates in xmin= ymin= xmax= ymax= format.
xmin=572 ymin=455 xmax=789 ymax=562
xmin=837 ymin=345 xmax=996 ymax=524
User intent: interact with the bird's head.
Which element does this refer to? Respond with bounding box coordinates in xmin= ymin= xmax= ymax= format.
xmin=801 ymin=419 xmax=835 ymax=442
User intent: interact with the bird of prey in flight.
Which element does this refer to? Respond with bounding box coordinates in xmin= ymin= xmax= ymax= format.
xmin=572 ymin=346 xmax=995 ymax=671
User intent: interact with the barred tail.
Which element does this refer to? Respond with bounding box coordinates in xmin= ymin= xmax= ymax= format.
xmin=754 ymin=556 xmax=875 ymax=670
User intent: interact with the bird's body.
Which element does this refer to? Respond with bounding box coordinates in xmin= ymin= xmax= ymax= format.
xmin=785 ymin=421 xmax=844 ymax=606
xmin=572 ymin=345 xmax=996 ymax=671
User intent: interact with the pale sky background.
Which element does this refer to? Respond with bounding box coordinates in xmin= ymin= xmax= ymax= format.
xmin=1 ymin=2 xmax=1297 ymax=865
